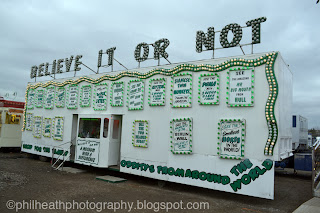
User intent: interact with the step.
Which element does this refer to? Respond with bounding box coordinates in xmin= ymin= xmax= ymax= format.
xmin=96 ymin=175 xmax=127 ymax=183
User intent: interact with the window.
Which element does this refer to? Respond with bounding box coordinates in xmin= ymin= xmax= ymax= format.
xmin=78 ymin=118 xmax=101 ymax=139
xmin=112 ymin=120 xmax=120 ymax=139
xmin=292 ymin=115 xmax=296 ymax=128
xmin=103 ymin=118 xmax=109 ymax=138
xmin=5 ymin=113 xmax=20 ymax=125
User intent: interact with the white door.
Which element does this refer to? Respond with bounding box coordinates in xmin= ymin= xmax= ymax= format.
xmin=108 ymin=115 xmax=122 ymax=166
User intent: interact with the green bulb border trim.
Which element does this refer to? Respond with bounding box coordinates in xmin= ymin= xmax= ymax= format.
xmin=35 ymin=89 xmax=44 ymax=108
xmin=44 ymin=86 xmax=55 ymax=110
xmin=110 ymin=82 xmax=124 ymax=107
xmin=217 ymin=119 xmax=246 ymax=160
xmin=170 ymin=117 xmax=193 ymax=155
xmin=42 ymin=117 xmax=52 ymax=138
xmin=33 ymin=116 xmax=42 ymax=138
xmin=52 ymin=116 xmax=64 ymax=141
xmin=79 ymin=85 xmax=92 ymax=108
xmin=93 ymin=83 xmax=108 ymax=111
xmin=226 ymin=67 xmax=254 ymax=107
xmin=198 ymin=73 xmax=220 ymax=105
xmin=127 ymin=79 xmax=144 ymax=111
xmin=170 ymin=73 xmax=192 ymax=108
xmin=66 ymin=84 xmax=79 ymax=109
xmin=23 ymin=52 xmax=279 ymax=156
xmin=132 ymin=120 xmax=149 ymax=148
xmin=148 ymin=78 xmax=166 ymax=106
xmin=55 ymin=87 xmax=66 ymax=108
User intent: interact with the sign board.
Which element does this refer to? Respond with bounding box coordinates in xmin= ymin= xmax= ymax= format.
xmin=128 ymin=80 xmax=144 ymax=110
xmin=218 ymin=119 xmax=246 ymax=159
xmin=149 ymin=79 xmax=166 ymax=106
xmin=80 ymin=85 xmax=91 ymax=107
xmin=75 ymin=139 xmax=100 ymax=165
xmin=199 ymin=74 xmax=219 ymax=105
xmin=25 ymin=113 xmax=33 ymax=131
xmin=67 ymin=85 xmax=78 ymax=109
xmin=52 ymin=116 xmax=64 ymax=141
xmin=42 ymin=118 xmax=52 ymax=138
xmin=171 ymin=74 xmax=192 ymax=108
xmin=33 ymin=116 xmax=42 ymax=138
xmin=55 ymin=87 xmax=65 ymax=108
xmin=170 ymin=118 xmax=193 ymax=154
xmin=227 ymin=68 xmax=254 ymax=107
xmin=27 ymin=89 xmax=35 ymax=109
xmin=93 ymin=83 xmax=107 ymax=110
xmin=35 ymin=89 xmax=44 ymax=108
xmin=111 ymin=82 xmax=124 ymax=107
xmin=132 ymin=120 xmax=149 ymax=147
xmin=44 ymin=87 xmax=55 ymax=109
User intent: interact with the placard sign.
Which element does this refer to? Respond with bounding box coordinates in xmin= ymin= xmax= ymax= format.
xmin=171 ymin=74 xmax=192 ymax=108
xmin=170 ymin=118 xmax=193 ymax=154
xmin=55 ymin=87 xmax=65 ymax=108
xmin=80 ymin=85 xmax=91 ymax=107
xmin=27 ymin=89 xmax=35 ymax=109
xmin=228 ymin=68 xmax=254 ymax=107
xmin=149 ymin=79 xmax=165 ymax=106
xmin=111 ymin=82 xmax=124 ymax=107
xmin=67 ymin=85 xmax=78 ymax=109
xmin=93 ymin=83 xmax=107 ymax=110
xmin=42 ymin=118 xmax=52 ymax=138
xmin=199 ymin=74 xmax=219 ymax=105
xmin=128 ymin=80 xmax=144 ymax=110
xmin=35 ymin=89 xmax=44 ymax=108
xmin=33 ymin=116 xmax=42 ymax=138
xmin=75 ymin=139 xmax=100 ymax=165
xmin=53 ymin=116 xmax=64 ymax=141
xmin=44 ymin=87 xmax=55 ymax=109
xmin=133 ymin=120 xmax=148 ymax=147
xmin=218 ymin=119 xmax=245 ymax=159
xmin=26 ymin=113 xmax=33 ymax=131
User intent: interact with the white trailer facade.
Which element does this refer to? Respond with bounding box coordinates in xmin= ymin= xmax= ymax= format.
xmin=21 ymin=52 xmax=292 ymax=199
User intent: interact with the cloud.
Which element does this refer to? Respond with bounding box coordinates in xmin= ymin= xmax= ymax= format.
xmin=0 ymin=0 xmax=319 ymax=128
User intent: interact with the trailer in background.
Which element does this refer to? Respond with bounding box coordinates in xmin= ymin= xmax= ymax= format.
xmin=0 ymin=98 xmax=25 ymax=148
xmin=21 ymin=51 xmax=292 ymax=199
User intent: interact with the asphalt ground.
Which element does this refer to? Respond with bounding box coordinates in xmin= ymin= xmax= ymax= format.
xmin=0 ymin=151 xmax=313 ymax=213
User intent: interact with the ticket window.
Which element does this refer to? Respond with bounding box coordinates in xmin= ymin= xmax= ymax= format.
xmin=78 ymin=118 xmax=101 ymax=139
xmin=5 ymin=113 xmax=20 ymax=125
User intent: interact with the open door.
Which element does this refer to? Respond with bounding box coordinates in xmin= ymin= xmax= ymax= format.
xmin=108 ymin=115 xmax=122 ymax=166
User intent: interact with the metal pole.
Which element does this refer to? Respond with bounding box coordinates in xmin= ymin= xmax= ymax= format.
xmin=239 ymin=45 xmax=245 ymax=55
xmin=251 ymin=44 xmax=253 ymax=54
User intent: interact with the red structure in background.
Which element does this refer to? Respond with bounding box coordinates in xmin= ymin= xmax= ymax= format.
xmin=0 ymin=97 xmax=25 ymax=109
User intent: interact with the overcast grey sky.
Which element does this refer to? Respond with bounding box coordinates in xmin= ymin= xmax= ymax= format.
xmin=0 ymin=0 xmax=319 ymax=128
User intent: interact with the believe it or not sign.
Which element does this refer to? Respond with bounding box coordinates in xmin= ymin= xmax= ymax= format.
xmin=93 ymin=83 xmax=107 ymax=111
xmin=27 ymin=89 xmax=35 ymax=110
xmin=75 ymin=139 xmax=100 ymax=165
xmin=110 ymin=82 xmax=124 ymax=107
xmin=227 ymin=67 xmax=254 ymax=107
xmin=52 ymin=116 xmax=64 ymax=141
xmin=148 ymin=78 xmax=166 ymax=106
xmin=35 ymin=89 xmax=44 ymax=108
xmin=128 ymin=80 xmax=144 ymax=110
xmin=55 ymin=87 xmax=65 ymax=108
xmin=42 ymin=118 xmax=52 ymax=138
xmin=199 ymin=73 xmax=219 ymax=105
xmin=26 ymin=113 xmax=33 ymax=131
xmin=80 ymin=85 xmax=91 ymax=107
xmin=132 ymin=120 xmax=149 ymax=148
xmin=44 ymin=87 xmax=55 ymax=109
xmin=218 ymin=119 xmax=246 ymax=159
xmin=171 ymin=74 xmax=192 ymax=108
xmin=66 ymin=84 xmax=79 ymax=109
xmin=33 ymin=116 xmax=42 ymax=138
xmin=30 ymin=55 xmax=82 ymax=79
xmin=170 ymin=118 xmax=193 ymax=154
